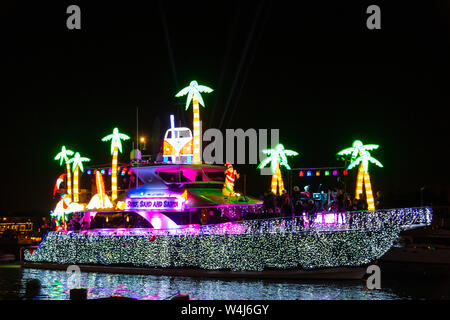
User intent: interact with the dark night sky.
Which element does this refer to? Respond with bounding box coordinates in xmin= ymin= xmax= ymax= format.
xmin=1 ymin=1 xmax=449 ymax=214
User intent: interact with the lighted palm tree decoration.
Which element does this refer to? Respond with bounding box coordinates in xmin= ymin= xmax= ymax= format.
xmin=86 ymin=171 xmax=114 ymax=210
xmin=102 ymin=128 xmax=130 ymax=201
xmin=67 ymin=152 xmax=90 ymax=203
xmin=54 ymin=146 xmax=74 ymax=201
xmin=257 ymin=144 xmax=298 ymax=196
xmin=337 ymin=140 xmax=383 ymax=211
xmin=175 ymin=80 xmax=213 ymax=164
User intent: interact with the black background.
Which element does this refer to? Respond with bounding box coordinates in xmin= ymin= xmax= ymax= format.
xmin=1 ymin=1 xmax=449 ymax=215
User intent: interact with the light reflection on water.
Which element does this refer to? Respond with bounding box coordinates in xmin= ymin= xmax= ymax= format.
xmin=12 ymin=268 xmax=407 ymax=300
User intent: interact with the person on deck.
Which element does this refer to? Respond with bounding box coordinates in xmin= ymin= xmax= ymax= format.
xmin=344 ymin=193 xmax=352 ymax=211
xmin=292 ymin=186 xmax=302 ymax=216
xmin=336 ymin=189 xmax=345 ymax=212
xmin=195 ymin=171 xmax=203 ymax=182
xmin=300 ymin=185 xmax=311 ymax=200
xmin=358 ymin=193 xmax=368 ymax=211
xmin=375 ymin=191 xmax=383 ymax=209
xmin=263 ymin=190 xmax=277 ymax=215
xmin=280 ymin=190 xmax=293 ymax=217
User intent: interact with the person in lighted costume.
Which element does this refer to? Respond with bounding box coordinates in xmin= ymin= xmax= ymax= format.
xmin=222 ymin=162 xmax=240 ymax=198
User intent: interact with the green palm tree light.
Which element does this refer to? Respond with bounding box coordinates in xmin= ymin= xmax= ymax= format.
xmin=175 ymin=80 xmax=213 ymax=164
xmin=102 ymin=128 xmax=130 ymax=201
xmin=67 ymin=152 xmax=90 ymax=203
xmin=257 ymin=144 xmax=298 ymax=196
xmin=337 ymin=140 xmax=383 ymax=211
xmin=54 ymin=146 xmax=74 ymax=201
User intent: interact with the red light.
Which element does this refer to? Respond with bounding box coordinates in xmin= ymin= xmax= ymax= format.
xmin=343 ymin=170 xmax=348 ymax=175
xmin=299 ymin=171 xmax=304 ymax=177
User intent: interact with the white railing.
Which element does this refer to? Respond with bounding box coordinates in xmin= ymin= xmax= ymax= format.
xmin=49 ymin=206 xmax=432 ymax=238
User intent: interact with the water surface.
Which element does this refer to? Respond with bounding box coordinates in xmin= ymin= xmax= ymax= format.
xmin=0 ymin=265 xmax=405 ymax=300
xmin=1 ymin=262 xmax=449 ymax=300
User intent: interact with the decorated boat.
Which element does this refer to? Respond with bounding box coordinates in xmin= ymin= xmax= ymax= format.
xmin=23 ymin=80 xmax=433 ymax=279
xmin=23 ymin=148 xmax=433 ymax=279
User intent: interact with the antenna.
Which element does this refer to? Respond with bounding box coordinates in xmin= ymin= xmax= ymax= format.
xmin=170 ymin=114 xmax=175 ymax=129
xmin=170 ymin=114 xmax=175 ymax=163
xmin=136 ymin=107 xmax=139 ymax=149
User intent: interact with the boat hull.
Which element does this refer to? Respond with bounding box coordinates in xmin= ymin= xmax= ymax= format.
xmin=21 ymin=262 xmax=367 ymax=280
xmin=24 ymin=208 xmax=432 ymax=280
xmin=24 ymin=226 xmax=400 ymax=272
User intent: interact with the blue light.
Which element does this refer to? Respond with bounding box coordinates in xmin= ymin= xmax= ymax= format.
xmin=306 ymin=171 xmax=312 ymax=177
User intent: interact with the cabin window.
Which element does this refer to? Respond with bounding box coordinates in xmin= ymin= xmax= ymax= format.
xmin=180 ymin=169 xmax=205 ymax=182
xmin=203 ymin=169 xmax=225 ymax=182
xmin=129 ymin=174 xmax=145 ymax=188
xmin=178 ymin=130 xmax=191 ymax=139
xmin=156 ymin=169 xmax=179 ymax=183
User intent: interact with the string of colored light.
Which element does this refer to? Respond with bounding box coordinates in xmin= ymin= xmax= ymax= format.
xmin=355 ymin=163 xmax=365 ymax=200
xmin=363 ymin=170 xmax=375 ymax=210
xmin=96 ymin=171 xmax=105 ymax=207
xmin=192 ymin=99 xmax=201 ymax=163
xmin=73 ymin=167 xmax=80 ymax=203
xmin=54 ymin=146 xmax=74 ymax=201
xmin=337 ymin=140 xmax=383 ymax=211
xmin=66 ymin=163 xmax=72 ymax=200
xmin=258 ymin=144 xmax=298 ymax=196
xmin=102 ymin=128 xmax=130 ymax=201
xmin=26 ymin=227 xmax=400 ymax=271
xmin=111 ymin=146 xmax=118 ymax=200
xmin=26 ymin=207 xmax=432 ymax=271
xmin=175 ymin=80 xmax=213 ymax=164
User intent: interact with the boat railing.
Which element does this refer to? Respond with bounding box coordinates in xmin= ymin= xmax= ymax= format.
xmin=201 ymin=206 xmax=432 ymax=235
xmin=50 ymin=206 xmax=432 ymax=238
